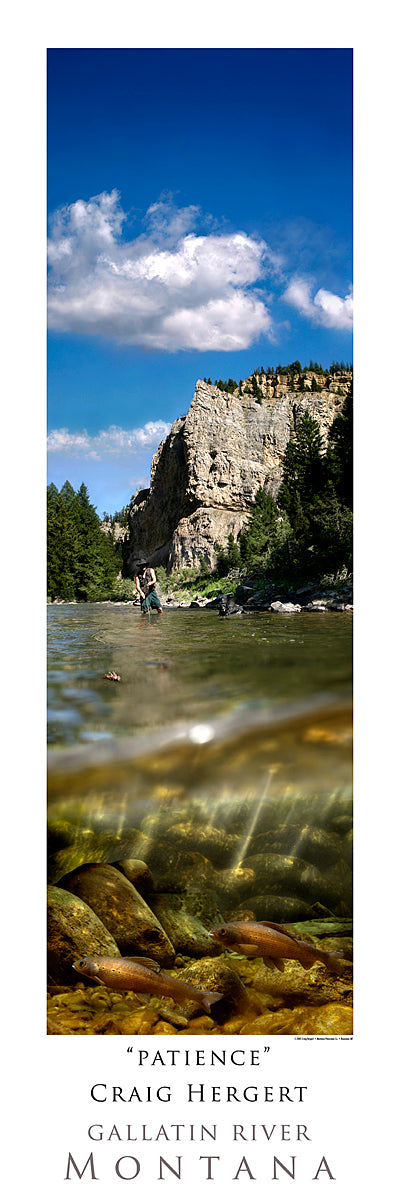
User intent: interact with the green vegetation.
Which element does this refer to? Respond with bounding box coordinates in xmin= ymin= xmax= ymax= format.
xmin=102 ymin=503 xmax=130 ymax=528
xmin=47 ymin=481 xmax=126 ymax=601
xmin=210 ymin=382 xmax=353 ymax=586
xmin=329 ymin=360 xmax=352 ymax=374
xmin=214 ymin=377 xmax=238 ymax=394
xmin=206 ymin=362 xmax=352 ymax=392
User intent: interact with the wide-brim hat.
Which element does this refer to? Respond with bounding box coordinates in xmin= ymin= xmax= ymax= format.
xmin=136 ymin=559 xmax=149 ymax=568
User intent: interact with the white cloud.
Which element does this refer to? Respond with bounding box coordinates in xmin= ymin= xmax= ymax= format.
xmin=47 ymin=420 xmax=172 ymax=460
xmin=47 ymin=191 xmax=276 ymax=351
xmin=282 ymin=277 xmax=353 ymax=331
xmin=48 ymin=191 xmax=353 ymax=350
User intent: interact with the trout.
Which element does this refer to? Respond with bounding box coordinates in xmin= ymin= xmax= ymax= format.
xmin=72 ymin=955 xmax=223 ymax=1014
xmin=208 ymin=920 xmax=346 ymax=973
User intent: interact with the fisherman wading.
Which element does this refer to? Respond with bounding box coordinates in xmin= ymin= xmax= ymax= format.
xmin=135 ymin=560 xmax=163 ymax=614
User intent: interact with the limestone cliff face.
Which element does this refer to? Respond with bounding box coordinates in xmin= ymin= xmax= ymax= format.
xmin=125 ymin=375 xmax=349 ymax=572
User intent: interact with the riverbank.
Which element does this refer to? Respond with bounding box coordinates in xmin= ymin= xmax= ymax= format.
xmin=49 ymin=570 xmax=353 ymax=614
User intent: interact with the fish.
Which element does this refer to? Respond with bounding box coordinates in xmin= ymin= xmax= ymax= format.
xmin=208 ymin=920 xmax=346 ymax=974
xmin=72 ymin=955 xmax=223 ymax=1014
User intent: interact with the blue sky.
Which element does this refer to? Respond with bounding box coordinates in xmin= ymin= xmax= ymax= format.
xmin=47 ymin=48 xmax=353 ymax=517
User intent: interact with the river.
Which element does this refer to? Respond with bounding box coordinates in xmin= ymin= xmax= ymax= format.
xmin=47 ymin=604 xmax=353 ymax=1035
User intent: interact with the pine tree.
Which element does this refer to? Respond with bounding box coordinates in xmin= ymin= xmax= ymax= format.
xmin=279 ymin=411 xmax=324 ymax=523
xmin=325 ymin=382 xmax=353 ymax=509
xmin=47 ymin=481 xmax=120 ymax=601
xmin=239 ymin=490 xmax=279 ymax=560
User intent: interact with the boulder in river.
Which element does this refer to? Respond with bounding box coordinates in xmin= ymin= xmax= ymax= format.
xmin=47 ymin=885 xmax=120 ymax=986
xmin=218 ymin=593 xmax=243 ymax=616
xmin=142 ymin=844 xmax=217 ymax=893
xmin=269 ymin=601 xmax=302 ymax=613
xmin=112 ymin=858 xmax=154 ymax=895
xmin=58 ymin=863 xmax=175 ymax=964
xmin=226 ymin=894 xmax=320 ymax=923
xmin=178 ymin=957 xmax=251 ymax=1021
xmin=149 ymin=894 xmax=221 ymax=958
xmin=160 ymin=820 xmax=241 ymax=866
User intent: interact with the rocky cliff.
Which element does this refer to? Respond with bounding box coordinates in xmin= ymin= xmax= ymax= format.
xmin=125 ymin=371 xmax=351 ymax=573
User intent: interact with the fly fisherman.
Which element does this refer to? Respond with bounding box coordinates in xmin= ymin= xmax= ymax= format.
xmin=135 ymin=560 xmax=163 ymax=614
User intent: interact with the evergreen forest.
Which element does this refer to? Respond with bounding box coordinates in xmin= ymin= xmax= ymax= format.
xmin=47 ymin=481 xmax=125 ymax=601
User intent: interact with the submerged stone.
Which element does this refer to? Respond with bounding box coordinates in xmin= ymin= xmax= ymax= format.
xmin=160 ymin=820 xmax=240 ymax=866
xmin=58 ymin=863 xmax=175 ymax=964
xmin=112 ymin=858 xmax=154 ymax=895
xmin=226 ymin=895 xmax=318 ymax=922
xmin=289 ymin=825 xmax=345 ymax=868
xmin=143 ymin=845 xmax=216 ymax=893
xmin=47 ymin=885 xmax=120 ymax=986
xmin=182 ymin=891 xmax=225 ymax=929
xmin=212 ymin=863 xmax=258 ymax=901
xmin=239 ymin=1004 xmax=353 ymax=1036
xmin=178 ymin=957 xmax=251 ymax=1020
xmin=150 ymin=894 xmax=221 ymax=958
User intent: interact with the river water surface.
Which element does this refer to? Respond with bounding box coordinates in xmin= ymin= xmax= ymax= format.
xmin=48 ymin=603 xmax=352 ymax=742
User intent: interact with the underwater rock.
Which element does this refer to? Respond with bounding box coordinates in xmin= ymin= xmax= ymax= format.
xmin=47 ymin=885 xmax=120 ymax=986
xmin=48 ymin=827 xmax=150 ymax=885
xmin=342 ymin=828 xmax=353 ymax=867
xmin=112 ymin=858 xmax=154 ymax=895
xmin=242 ymin=851 xmax=316 ymax=896
xmin=239 ymin=1004 xmax=353 ymax=1035
xmin=285 ymin=918 xmax=352 ymax=940
xmin=212 ymin=863 xmax=258 ymax=901
xmin=178 ymin=957 xmax=251 ymax=1020
xmin=286 ymin=825 xmax=345 ymax=868
xmin=119 ymin=833 xmax=155 ymax=861
xmin=241 ymin=851 xmax=352 ymax=915
xmin=141 ymin=809 xmax=192 ymax=837
xmin=48 ymin=818 xmax=77 ymax=852
xmin=182 ymin=891 xmax=225 ymax=929
xmin=243 ymin=827 xmax=300 ymax=858
xmin=142 ymin=845 xmax=217 ymax=893
xmin=150 ymin=894 xmax=221 ymax=958
xmin=248 ymin=955 xmax=353 ymax=1012
xmin=215 ymin=799 xmax=281 ymax=836
xmin=288 ymin=1003 xmax=353 ymax=1034
xmin=48 ymin=829 xmax=101 ymax=883
xmin=58 ymin=863 xmax=175 ymax=964
xmin=226 ymin=895 xmax=319 ymax=922
xmin=324 ymin=796 xmax=353 ymax=834
xmin=241 ymin=822 xmax=343 ymax=861
xmin=318 ymin=936 xmax=353 ymax=960
xmin=161 ymin=821 xmax=241 ymax=866
xmin=328 ymin=813 xmax=353 ymax=835
xmin=113 ymin=1009 xmax=161 ymax=1035
xmin=307 ymin=859 xmax=352 ymax=913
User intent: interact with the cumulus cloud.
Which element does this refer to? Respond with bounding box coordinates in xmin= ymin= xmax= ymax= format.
xmin=282 ymin=277 xmax=353 ymax=331
xmin=47 ymin=420 xmax=171 ymax=461
xmin=47 ymin=191 xmax=276 ymax=351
